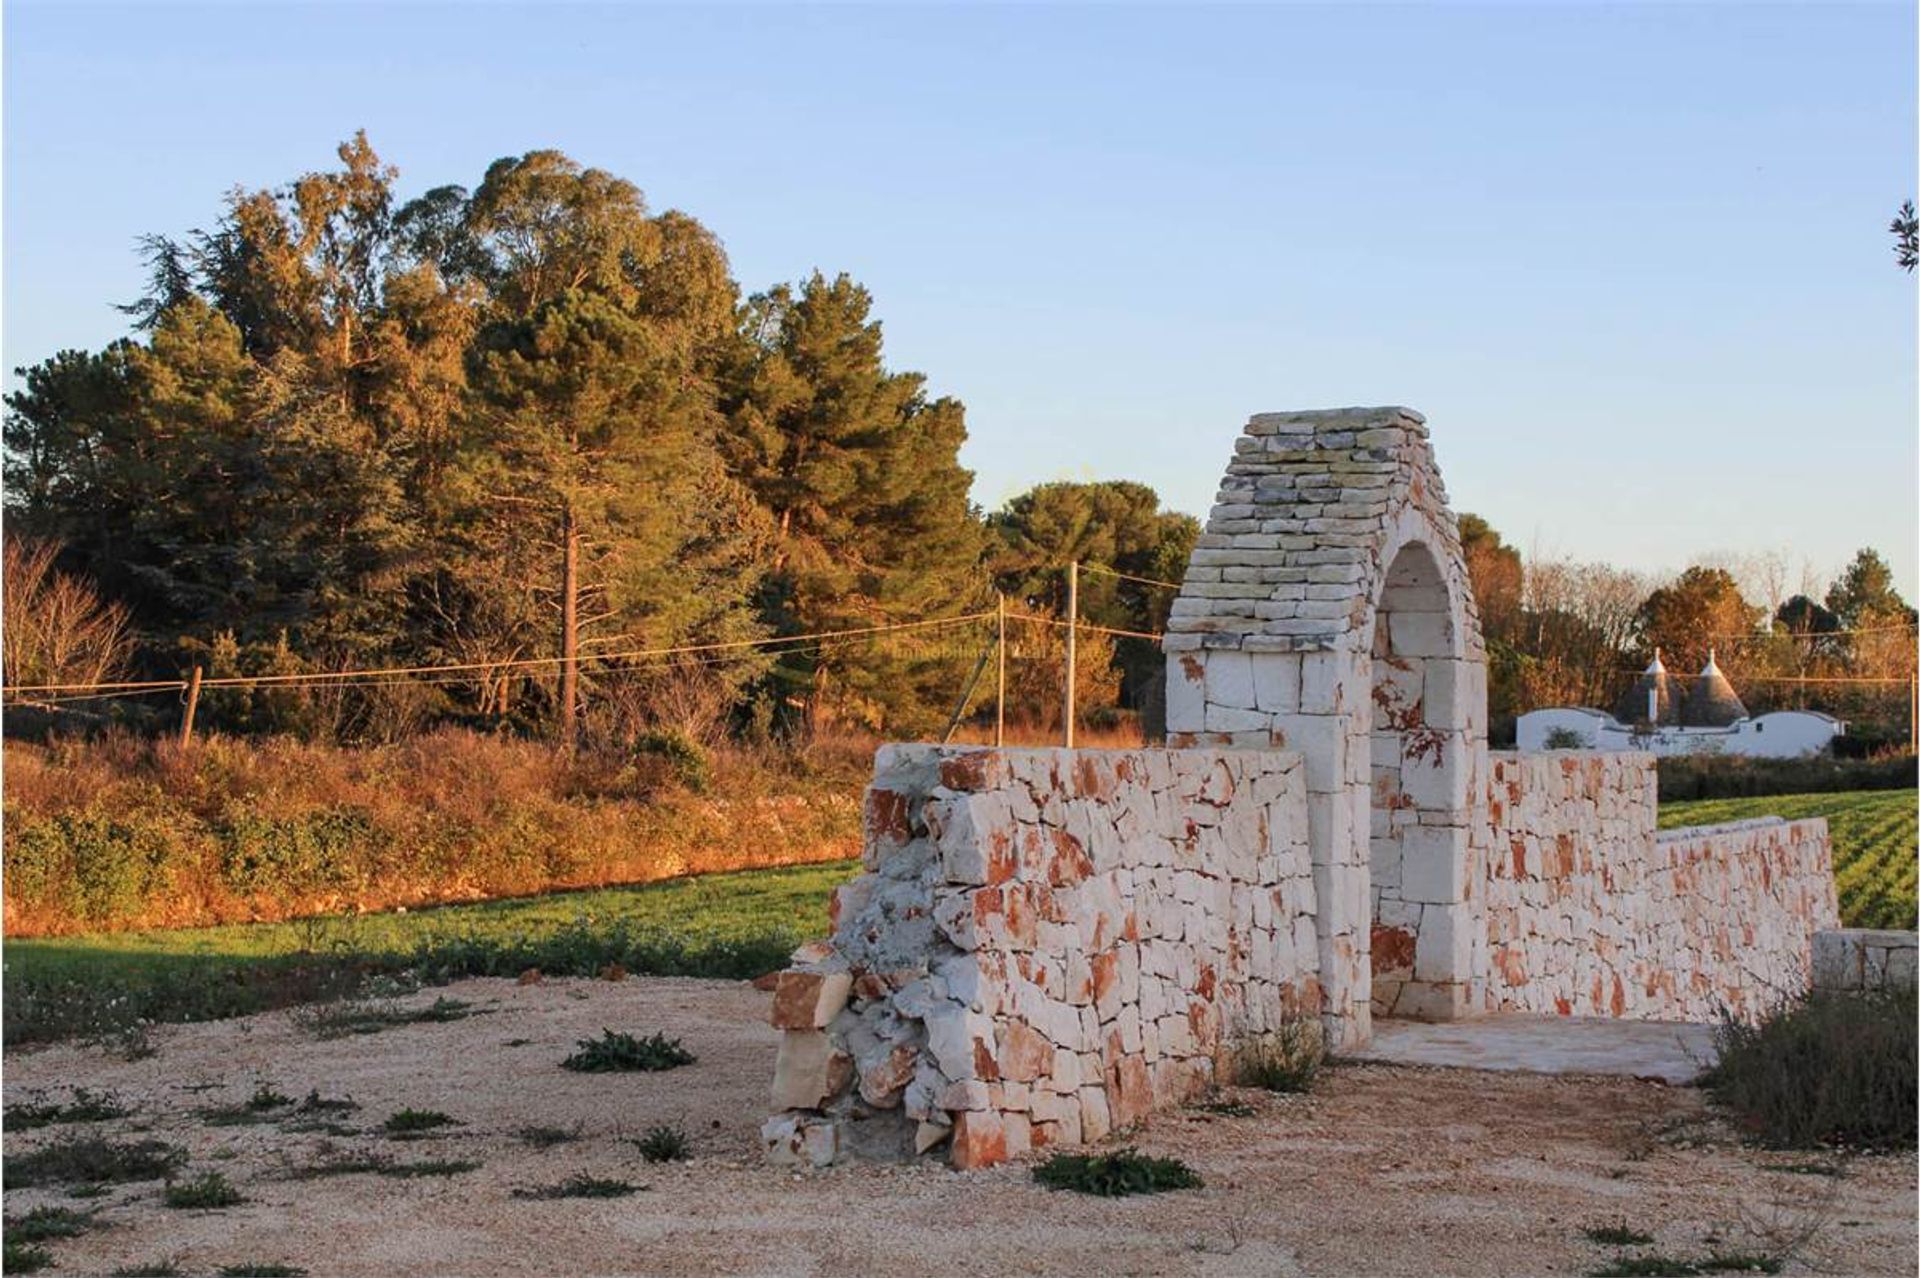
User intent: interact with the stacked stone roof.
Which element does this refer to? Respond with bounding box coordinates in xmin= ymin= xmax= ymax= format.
xmin=1681 ymin=651 xmax=1748 ymax=727
xmin=1613 ymin=650 xmax=1684 ymax=726
xmin=1163 ymin=407 xmax=1480 ymax=656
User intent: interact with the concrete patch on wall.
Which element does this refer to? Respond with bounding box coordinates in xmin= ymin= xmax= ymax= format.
xmin=762 ymin=745 xmax=1318 ymax=1169
xmin=1485 ymin=751 xmax=1839 ymax=1021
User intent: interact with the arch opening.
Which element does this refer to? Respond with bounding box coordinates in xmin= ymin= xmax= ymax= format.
xmin=1366 ymin=540 xmax=1474 ymax=1020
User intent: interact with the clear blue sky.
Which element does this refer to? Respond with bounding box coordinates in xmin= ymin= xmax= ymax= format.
xmin=6 ymin=2 xmax=1915 ymax=599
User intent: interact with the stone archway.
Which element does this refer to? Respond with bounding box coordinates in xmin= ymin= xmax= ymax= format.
xmin=1163 ymin=407 xmax=1488 ymax=1049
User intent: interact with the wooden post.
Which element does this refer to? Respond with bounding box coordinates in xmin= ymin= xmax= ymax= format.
xmin=995 ymin=593 xmax=1006 ymax=748
xmin=559 ymin=507 xmax=579 ymax=753
xmin=1064 ymin=561 xmax=1078 ymax=749
xmin=179 ymin=666 xmax=203 ymax=746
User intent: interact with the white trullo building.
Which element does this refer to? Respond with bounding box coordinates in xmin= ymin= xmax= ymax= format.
xmin=1516 ymin=649 xmax=1845 ymax=757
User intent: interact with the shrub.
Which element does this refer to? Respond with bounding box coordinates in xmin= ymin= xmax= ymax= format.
xmin=560 ymin=1029 xmax=695 ymax=1073
xmin=1544 ymin=727 xmax=1588 ymax=749
xmin=4 ymin=1136 xmax=187 ymax=1187
xmin=163 ymin=1172 xmax=246 ymax=1209
xmin=1032 ymin=1148 xmax=1203 ymax=1196
xmin=5 ymin=1206 xmax=98 ymax=1241
xmin=634 ymin=728 xmax=711 ymax=794
xmin=1235 ymin=1017 xmax=1323 ymax=1093
xmin=5 ymin=1087 xmax=128 ymax=1130
xmin=633 ymin=1123 xmax=690 ymax=1162
xmin=1705 ymin=988 xmax=1916 ymax=1150
xmin=382 ymin=1108 xmax=459 ymax=1137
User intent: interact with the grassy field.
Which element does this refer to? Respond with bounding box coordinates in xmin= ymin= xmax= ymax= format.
xmin=3 ymin=860 xmax=857 ymax=1045
xmin=1659 ymin=788 xmax=1917 ymax=931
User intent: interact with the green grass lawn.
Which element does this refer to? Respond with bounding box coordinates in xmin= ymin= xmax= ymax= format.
xmin=3 ymin=860 xmax=859 ymax=1044
xmin=1659 ymin=789 xmax=1917 ymax=931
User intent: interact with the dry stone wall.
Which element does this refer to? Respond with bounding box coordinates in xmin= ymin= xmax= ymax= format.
xmin=761 ymin=744 xmax=1317 ymax=1170
xmin=1811 ymin=928 xmax=1918 ymax=994
xmin=1485 ymin=752 xmax=1839 ymax=1021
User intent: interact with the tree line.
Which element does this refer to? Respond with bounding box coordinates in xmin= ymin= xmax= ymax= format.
xmin=1460 ymin=519 xmax=1916 ymax=750
xmin=3 ymin=135 xmax=1197 ymax=747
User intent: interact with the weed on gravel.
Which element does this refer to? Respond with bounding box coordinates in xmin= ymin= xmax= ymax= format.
xmin=1583 ymin=1223 xmax=1657 ymax=1247
xmin=218 ymin=1265 xmax=308 ymax=1277
xmin=1234 ymin=1018 xmax=1323 ymax=1093
xmin=381 ymin=1108 xmax=460 ymax=1138
xmin=560 ymin=1029 xmax=694 ymax=1072
xmin=5 ymin=1205 xmax=100 ymax=1241
xmin=112 ymin=1262 xmax=186 ymax=1277
xmin=164 ymin=1171 xmax=246 ymax=1209
xmin=515 ymin=1124 xmax=583 ymax=1149
xmin=200 ymin=1083 xmax=297 ymax=1126
xmin=4 ymin=1240 xmax=54 ymax=1274
xmin=1588 ymin=1256 xmax=1783 ymax=1277
xmin=5 ymin=1136 xmax=188 ymax=1187
xmin=5 ymin=1087 xmax=129 ymax=1130
xmin=513 ymin=1174 xmax=644 ymax=1199
xmin=633 ymin=1124 xmax=690 ymax=1162
xmin=1192 ymin=1099 xmax=1255 ymax=1117
xmin=1033 ymin=1148 xmax=1203 ymax=1196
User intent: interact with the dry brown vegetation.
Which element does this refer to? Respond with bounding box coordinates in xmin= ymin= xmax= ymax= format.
xmin=2 ymin=729 xmax=871 ymax=937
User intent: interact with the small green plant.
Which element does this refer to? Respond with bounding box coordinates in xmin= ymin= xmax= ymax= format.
xmin=1583 ymin=1223 xmax=1656 ymax=1247
xmin=1032 ymin=1147 xmax=1203 ymax=1196
xmin=4 ymin=1135 xmax=187 ymax=1187
xmin=633 ymin=1124 xmax=690 ymax=1163
xmin=112 ymin=1262 xmax=187 ymax=1277
xmin=1235 ymin=1017 xmax=1323 ymax=1093
xmin=66 ymin=1182 xmax=112 ymax=1199
xmin=513 ymin=1174 xmax=642 ymax=1200
xmin=1697 ymin=1256 xmax=1782 ymax=1275
xmin=5 ymin=1205 xmax=98 ymax=1241
xmin=293 ymin=1089 xmax=358 ymax=1114
xmin=218 ymin=1266 xmax=308 ymax=1277
xmin=5 ymin=1087 xmax=129 ymax=1130
xmin=382 ymin=1108 xmax=460 ymax=1137
xmin=515 ymin=1124 xmax=583 ymax=1149
xmin=1768 ymin=1160 xmax=1842 ymax=1176
xmin=1544 ymin=726 xmax=1589 ymax=749
xmin=4 ymin=1240 xmax=55 ymax=1274
xmin=1705 ymin=988 xmax=1916 ymax=1150
xmin=561 ymin=1029 xmax=695 ymax=1073
xmin=200 ymin=1082 xmax=299 ymax=1127
xmin=164 ymin=1171 xmax=246 ymax=1209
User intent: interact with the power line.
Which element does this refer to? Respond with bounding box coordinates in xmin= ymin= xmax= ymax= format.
xmin=0 ymin=611 xmax=996 ymax=700
xmin=1077 ymin=562 xmax=1185 ymax=591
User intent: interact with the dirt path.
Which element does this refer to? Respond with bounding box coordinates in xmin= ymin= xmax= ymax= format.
xmin=4 ymin=976 xmax=1912 ymax=1277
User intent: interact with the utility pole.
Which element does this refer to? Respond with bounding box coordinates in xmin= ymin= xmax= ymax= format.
xmin=1064 ymin=561 xmax=1078 ymax=749
xmin=179 ymin=666 xmax=203 ymax=746
xmin=995 ymin=593 xmax=1006 ymax=748
xmin=559 ymin=507 xmax=579 ymax=753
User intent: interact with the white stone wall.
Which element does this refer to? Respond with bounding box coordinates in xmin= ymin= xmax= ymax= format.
xmin=1485 ymin=752 xmax=1840 ymax=1021
xmin=762 ymin=745 xmax=1317 ymax=1170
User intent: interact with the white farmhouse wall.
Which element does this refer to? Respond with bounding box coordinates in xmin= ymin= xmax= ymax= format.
xmin=1516 ymin=708 xmax=1844 ymax=758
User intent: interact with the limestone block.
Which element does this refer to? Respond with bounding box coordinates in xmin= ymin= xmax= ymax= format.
xmin=1412 ymin=905 xmax=1473 ymax=985
xmin=951 ymin=1109 xmax=1007 ymax=1169
xmin=1206 ymin=703 xmax=1270 ymax=734
xmin=1399 ymin=826 xmax=1469 ymax=905
xmin=762 ymin=1114 xmax=839 ymax=1168
xmin=769 ymin=970 xmax=853 ymax=1030
xmin=771 ymin=1030 xmax=853 ymax=1110
xmin=1166 ymin=654 xmax=1206 ymax=733
xmin=1205 ymin=651 xmax=1255 ymax=710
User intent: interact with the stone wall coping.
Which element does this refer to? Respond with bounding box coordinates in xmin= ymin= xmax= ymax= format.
xmin=1817 ymin=927 xmax=1919 ymax=949
xmin=1654 ymin=816 xmax=1797 ymax=841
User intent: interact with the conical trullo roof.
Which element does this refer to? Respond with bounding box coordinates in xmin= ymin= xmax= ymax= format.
xmin=1614 ymin=650 xmax=1683 ymax=726
xmin=1682 ymin=650 xmax=1748 ymax=727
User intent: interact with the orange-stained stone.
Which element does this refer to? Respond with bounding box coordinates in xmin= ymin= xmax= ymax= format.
xmin=950 ymin=1110 xmax=1007 ymax=1170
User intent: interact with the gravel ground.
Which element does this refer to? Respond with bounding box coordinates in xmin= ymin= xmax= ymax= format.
xmin=3 ymin=975 xmax=1913 ymax=1277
